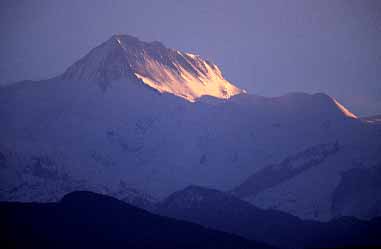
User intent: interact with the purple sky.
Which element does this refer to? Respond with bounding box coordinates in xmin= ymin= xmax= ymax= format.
xmin=0 ymin=0 xmax=380 ymax=116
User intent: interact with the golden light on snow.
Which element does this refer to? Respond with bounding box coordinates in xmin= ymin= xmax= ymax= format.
xmin=332 ymin=98 xmax=357 ymax=119
xmin=134 ymin=50 xmax=243 ymax=102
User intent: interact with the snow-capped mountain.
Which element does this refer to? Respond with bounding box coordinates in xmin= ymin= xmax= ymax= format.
xmin=61 ymin=34 xmax=244 ymax=101
xmin=0 ymin=34 xmax=380 ymax=221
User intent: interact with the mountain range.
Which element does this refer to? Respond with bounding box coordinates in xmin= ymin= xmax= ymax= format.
xmin=0 ymin=34 xmax=380 ymax=222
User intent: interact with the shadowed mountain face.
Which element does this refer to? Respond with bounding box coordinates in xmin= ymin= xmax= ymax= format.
xmin=0 ymin=191 xmax=272 ymax=249
xmin=157 ymin=186 xmax=381 ymax=249
xmin=1 ymin=34 xmax=380 ymax=221
xmin=331 ymin=163 xmax=381 ymax=219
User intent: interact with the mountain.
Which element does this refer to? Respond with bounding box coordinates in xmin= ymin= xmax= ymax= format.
xmin=61 ymin=34 xmax=244 ymax=101
xmin=0 ymin=191 xmax=272 ymax=249
xmin=157 ymin=185 xmax=381 ymax=249
xmin=1 ymin=34 xmax=380 ymax=220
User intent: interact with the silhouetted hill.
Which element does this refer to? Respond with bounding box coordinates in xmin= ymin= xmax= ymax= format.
xmin=0 ymin=191 xmax=273 ymax=249
xmin=157 ymin=186 xmax=381 ymax=249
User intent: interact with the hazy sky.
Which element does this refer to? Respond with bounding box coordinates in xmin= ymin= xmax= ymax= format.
xmin=0 ymin=0 xmax=380 ymax=116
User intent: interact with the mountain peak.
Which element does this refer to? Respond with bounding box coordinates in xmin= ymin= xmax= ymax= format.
xmin=61 ymin=34 xmax=244 ymax=101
